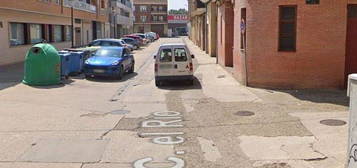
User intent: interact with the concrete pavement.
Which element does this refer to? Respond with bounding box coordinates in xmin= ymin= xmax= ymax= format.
xmin=0 ymin=37 xmax=349 ymax=168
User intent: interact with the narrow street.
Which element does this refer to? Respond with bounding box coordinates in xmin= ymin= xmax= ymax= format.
xmin=0 ymin=37 xmax=350 ymax=168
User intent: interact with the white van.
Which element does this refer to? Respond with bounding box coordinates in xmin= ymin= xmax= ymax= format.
xmin=154 ymin=43 xmax=195 ymax=86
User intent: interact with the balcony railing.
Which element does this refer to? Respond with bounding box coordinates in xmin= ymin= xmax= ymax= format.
xmin=63 ymin=0 xmax=97 ymax=13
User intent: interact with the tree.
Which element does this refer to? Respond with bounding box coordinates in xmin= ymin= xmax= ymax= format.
xmin=169 ymin=8 xmax=188 ymax=14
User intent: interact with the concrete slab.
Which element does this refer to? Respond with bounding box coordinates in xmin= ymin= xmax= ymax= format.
xmin=82 ymin=163 xmax=174 ymax=168
xmin=194 ymin=65 xmax=260 ymax=103
xmin=197 ymin=137 xmax=222 ymax=162
xmin=0 ymin=101 xmax=123 ymax=131
xmin=253 ymin=160 xmax=313 ymax=168
xmin=123 ymin=102 xmax=167 ymax=118
xmin=0 ymin=163 xmax=81 ymax=168
xmin=101 ymin=131 xmax=174 ymax=163
xmin=0 ymin=131 xmax=106 ymax=162
xmin=120 ymin=81 xmax=168 ymax=103
xmin=289 ymin=112 xmax=348 ymax=164
xmin=239 ymin=136 xmax=325 ymax=161
xmin=19 ymin=139 xmax=109 ymax=163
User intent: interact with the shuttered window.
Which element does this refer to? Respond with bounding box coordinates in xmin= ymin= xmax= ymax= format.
xmin=279 ymin=6 xmax=297 ymax=51
xmin=348 ymin=5 xmax=357 ymax=18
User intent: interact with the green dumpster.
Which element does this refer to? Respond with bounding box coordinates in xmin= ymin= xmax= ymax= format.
xmin=23 ymin=44 xmax=61 ymax=86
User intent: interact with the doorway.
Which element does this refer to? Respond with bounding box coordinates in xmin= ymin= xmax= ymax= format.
xmin=224 ymin=2 xmax=234 ymax=67
xmin=75 ymin=27 xmax=81 ymax=47
xmin=346 ymin=5 xmax=357 ymax=83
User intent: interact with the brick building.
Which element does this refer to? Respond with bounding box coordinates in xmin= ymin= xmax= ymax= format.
xmin=190 ymin=0 xmax=357 ymax=89
xmin=0 ymin=0 xmax=111 ymax=66
xmin=133 ymin=0 xmax=168 ymax=37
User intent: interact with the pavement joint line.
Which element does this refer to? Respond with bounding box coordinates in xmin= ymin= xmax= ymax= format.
xmin=0 ymin=160 xmax=173 ymax=164
xmin=109 ymin=44 xmax=156 ymax=102
xmin=182 ymin=119 xmax=308 ymax=129
xmin=0 ymin=129 xmax=111 ymax=133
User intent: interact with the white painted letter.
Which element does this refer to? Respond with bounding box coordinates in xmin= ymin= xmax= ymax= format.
xmin=153 ymin=136 xmax=185 ymax=145
xmin=142 ymin=120 xmax=183 ymax=128
xmin=153 ymin=111 xmax=181 ymax=117
xmin=134 ymin=157 xmax=185 ymax=168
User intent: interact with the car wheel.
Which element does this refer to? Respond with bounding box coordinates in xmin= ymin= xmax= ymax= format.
xmin=128 ymin=63 xmax=134 ymax=73
xmin=117 ymin=66 xmax=124 ymax=80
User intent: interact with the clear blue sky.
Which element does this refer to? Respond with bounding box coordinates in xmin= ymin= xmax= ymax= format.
xmin=168 ymin=0 xmax=188 ymax=10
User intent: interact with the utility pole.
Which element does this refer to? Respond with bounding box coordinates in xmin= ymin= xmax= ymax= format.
xmin=71 ymin=7 xmax=74 ymax=48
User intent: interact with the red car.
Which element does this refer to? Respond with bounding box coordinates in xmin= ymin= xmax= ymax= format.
xmin=124 ymin=35 xmax=145 ymax=46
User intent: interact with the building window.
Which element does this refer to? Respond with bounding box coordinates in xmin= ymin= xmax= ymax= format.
xmin=140 ymin=16 xmax=147 ymax=22
xmin=54 ymin=25 xmax=64 ymax=42
xmin=9 ymin=23 xmax=26 ymax=46
xmin=140 ymin=5 xmax=147 ymax=12
xmin=220 ymin=15 xmax=223 ymax=44
xmin=306 ymin=0 xmax=319 ymax=4
xmin=65 ymin=26 xmax=72 ymax=41
xmin=152 ymin=6 xmax=157 ymax=11
xmin=240 ymin=8 xmax=246 ymax=49
xmin=101 ymin=0 xmax=105 ymax=8
xmin=279 ymin=6 xmax=297 ymax=51
xmin=159 ymin=16 xmax=164 ymax=21
xmin=53 ymin=0 xmax=60 ymax=5
xmin=153 ymin=16 xmax=158 ymax=21
xmin=159 ymin=6 xmax=163 ymax=11
xmin=348 ymin=5 xmax=357 ymax=18
xmin=30 ymin=24 xmax=44 ymax=44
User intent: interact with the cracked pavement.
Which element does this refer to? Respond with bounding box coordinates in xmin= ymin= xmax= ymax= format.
xmin=0 ymin=37 xmax=350 ymax=168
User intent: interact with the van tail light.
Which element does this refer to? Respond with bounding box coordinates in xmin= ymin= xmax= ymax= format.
xmin=189 ymin=62 xmax=193 ymax=72
xmin=155 ymin=63 xmax=158 ymax=72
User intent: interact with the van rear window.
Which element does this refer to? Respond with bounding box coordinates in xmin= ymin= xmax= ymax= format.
xmin=174 ymin=48 xmax=187 ymax=62
xmin=160 ymin=48 xmax=172 ymax=62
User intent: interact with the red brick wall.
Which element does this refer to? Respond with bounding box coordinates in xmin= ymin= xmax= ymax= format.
xmin=232 ymin=0 xmax=247 ymax=84
xmin=232 ymin=0 xmax=352 ymax=89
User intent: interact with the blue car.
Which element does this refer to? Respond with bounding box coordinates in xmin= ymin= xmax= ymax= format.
xmin=83 ymin=47 xmax=135 ymax=79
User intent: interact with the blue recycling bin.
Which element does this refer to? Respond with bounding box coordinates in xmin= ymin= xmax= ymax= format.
xmin=59 ymin=52 xmax=71 ymax=79
xmin=71 ymin=51 xmax=85 ymax=71
xmin=67 ymin=51 xmax=84 ymax=75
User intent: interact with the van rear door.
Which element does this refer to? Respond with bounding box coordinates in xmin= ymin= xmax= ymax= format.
xmin=156 ymin=47 xmax=173 ymax=76
xmin=173 ymin=47 xmax=191 ymax=76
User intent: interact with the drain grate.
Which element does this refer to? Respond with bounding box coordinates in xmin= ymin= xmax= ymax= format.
xmin=235 ymin=111 xmax=255 ymax=116
xmin=320 ymin=119 xmax=346 ymax=126
xmin=110 ymin=110 xmax=130 ymax=115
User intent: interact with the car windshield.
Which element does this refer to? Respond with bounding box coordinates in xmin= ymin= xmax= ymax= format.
xmin=92 ymin=48 xmax=122 ymax=58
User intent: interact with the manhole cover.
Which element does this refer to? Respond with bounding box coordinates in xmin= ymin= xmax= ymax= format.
xmin=110 ymin=110 xmax=130 ymax=115
xmin=235 ymin=111 xmax=255 ymax=116
xmin=320 ymin=119 xmax=346 ymax=126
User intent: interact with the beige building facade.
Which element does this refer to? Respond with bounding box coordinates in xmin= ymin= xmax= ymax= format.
xmin=0 ymin=0 xmax=110 ymax=66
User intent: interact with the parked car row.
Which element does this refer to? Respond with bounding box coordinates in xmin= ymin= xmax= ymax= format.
xmin=82 ymin=32 xmax=160 ymax=79
xmin=58 ymin=32 xmax=195 ymax=86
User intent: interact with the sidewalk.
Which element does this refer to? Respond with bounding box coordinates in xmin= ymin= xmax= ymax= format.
xmin=184 ymin=37 xmax=349 ymax=168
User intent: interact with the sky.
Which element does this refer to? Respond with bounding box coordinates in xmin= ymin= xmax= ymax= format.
xmin=168 ymin=0 xmax=188 ymax=10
